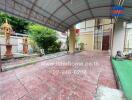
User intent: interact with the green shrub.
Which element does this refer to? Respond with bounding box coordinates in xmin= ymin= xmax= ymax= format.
xmin=28 ymin=24 xmax=61 ymax=54
xmin=80 ymin=43 xmax=84 ymax=50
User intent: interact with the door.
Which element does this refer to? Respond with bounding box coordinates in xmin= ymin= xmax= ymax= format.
xmin=102 ymin=36 xmax=109 ymax=50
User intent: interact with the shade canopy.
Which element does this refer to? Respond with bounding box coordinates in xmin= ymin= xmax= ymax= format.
xmin=0 ymin=0 xmax=131 ymax=32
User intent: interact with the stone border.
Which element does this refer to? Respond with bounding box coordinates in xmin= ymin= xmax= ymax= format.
xmin=2 ymin=52 xmax=68 ymax=71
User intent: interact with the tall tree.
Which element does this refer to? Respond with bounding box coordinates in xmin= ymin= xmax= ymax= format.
xmin=0 ymin=12 xmax=29 ymax=34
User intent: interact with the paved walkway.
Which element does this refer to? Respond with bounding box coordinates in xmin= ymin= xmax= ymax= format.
xmin=0 ymin=51 xmax=117 ymax=100
xmin=2 ymin=51 xmax=67 ymax=71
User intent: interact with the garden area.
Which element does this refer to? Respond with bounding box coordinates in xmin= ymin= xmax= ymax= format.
xmin=0 ymin=12 xmax=68 ymax=71
xmin=112 ymin=58 xmax=132 ymax=100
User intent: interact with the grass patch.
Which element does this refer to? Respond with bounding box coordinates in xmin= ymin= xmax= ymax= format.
xmin=112 ymin=58 xmax=132 ymax=100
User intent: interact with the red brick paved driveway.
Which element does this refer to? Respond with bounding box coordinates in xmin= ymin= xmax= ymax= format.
xmin=0 ymin=51 xmax=117 ymax=100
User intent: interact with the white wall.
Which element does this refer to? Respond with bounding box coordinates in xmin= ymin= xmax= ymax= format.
xmin=0 ymin=35 xmax=32 ymax=55
xmin=112 ymin=21 xmax=126 ymax=56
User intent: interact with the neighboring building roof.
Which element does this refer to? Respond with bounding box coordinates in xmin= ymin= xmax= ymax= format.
xmin=0 ymin=0 xmax=131 ymax=32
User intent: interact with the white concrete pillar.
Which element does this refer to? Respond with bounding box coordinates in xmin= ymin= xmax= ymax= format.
xmin=69 ymin=26 xmax=76 ymax=53
xmin=112 ymin=21 xmax=126 ymax=56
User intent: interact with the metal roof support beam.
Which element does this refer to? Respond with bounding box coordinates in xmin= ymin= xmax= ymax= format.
xmin=45 ymin=0 xmax=71 ymax=25
xmin=57 ymin=5 xmax=113 ymax=28
xmin=28 ymin=0 xmax=39 ymax=18
xmin=59 ymin=0 xmax=80 ymax=21
xmin=84 ymin=0 xmax=94 ymax=18
xmin=26 ymin=0 xmax=69 ymax=27
xmin=110 ymin=0 xmax=115 ymax=17
xmin=0 ymin=0 xmax=131 ymax=32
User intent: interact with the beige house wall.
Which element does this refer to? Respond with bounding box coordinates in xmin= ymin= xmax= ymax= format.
xmin=77 ymin=19 xmax=113 ymax=51
xmin=79 ymin=33 xmax=94 ymax=50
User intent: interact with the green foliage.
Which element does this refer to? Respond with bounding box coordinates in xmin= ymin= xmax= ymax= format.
xmin=28 ymin=24 xmax=61 ymax=54
xmin=48 ymin=41 xmax=62 ymax=53
xmin=0 ymin=12 xmax=29 ymax=34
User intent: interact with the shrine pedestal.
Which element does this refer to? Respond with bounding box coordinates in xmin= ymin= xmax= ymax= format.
xmin=23 ymin=44 xmax=28 ymax=54
xmin=5 ymin=44 xmax=13 ymax=58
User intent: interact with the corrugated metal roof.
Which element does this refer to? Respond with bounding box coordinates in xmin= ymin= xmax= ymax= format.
xmin=0 ymin=0 xmax=131 ymax=32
